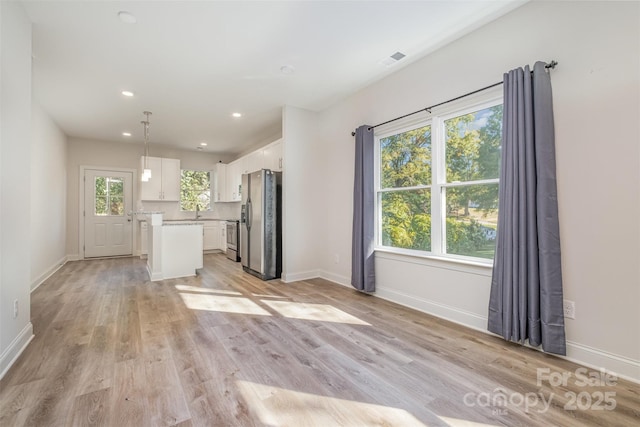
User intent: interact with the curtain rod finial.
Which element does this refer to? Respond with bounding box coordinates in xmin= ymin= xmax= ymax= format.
xmin=351 ymin=131 xmax=356 ymax=136
xmin=546 ymin=60 xmax=558 ymax=69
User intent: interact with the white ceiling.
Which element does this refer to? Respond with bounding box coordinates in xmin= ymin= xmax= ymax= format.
xmin=24 ymin=0 xmax=524 ymax=155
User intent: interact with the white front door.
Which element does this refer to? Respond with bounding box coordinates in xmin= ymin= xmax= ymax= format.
xmin=84 ymin=169 xmax=133 ymax=258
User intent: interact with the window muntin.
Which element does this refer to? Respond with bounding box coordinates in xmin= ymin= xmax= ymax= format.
xmin=376 ymin=99 xmax=502 ymax=263
xmin=180 ymin=170 xmax=210 ymax=211
xmin=95 ymin=176 xmax=124 ymax=216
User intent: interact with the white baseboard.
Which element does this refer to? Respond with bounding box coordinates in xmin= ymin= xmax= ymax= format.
xmin=319 ymin=270 xmax=351 ymax=288
xmin=0 ymin=323 xmax=34 ymax=381
xmin=375 ymin=287 xmax=488 ymax=330
xmin=31 ymin=256 xmax=68 ymax=292
xmin=281 ymin=270 xmax=320 ymax=283
xmin=564 ymin=341 xmax=640 ymax=384
xmin=66 ymin=253 xmax=81 ymax=261
xmin=328 ymin=281 xmax=640 ymax=384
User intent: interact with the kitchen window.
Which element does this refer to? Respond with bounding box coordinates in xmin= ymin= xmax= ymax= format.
xmin=375 ymin=97 xmax=502 ymax=262
xmin=180 ymin=170 xmax=210 ymax=211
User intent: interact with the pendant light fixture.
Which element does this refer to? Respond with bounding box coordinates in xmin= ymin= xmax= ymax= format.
xmin=141 ymin=111 xmax=152 ymax=182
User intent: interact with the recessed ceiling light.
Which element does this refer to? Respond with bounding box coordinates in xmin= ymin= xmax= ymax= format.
xmin=121 ymin=90 xmax=134 ymax=97
xmin=280 ymin=65 xmax=295 ymax=75
xmin=118 ymin=11 xmax=137 ymax=24
xmin=122 ymin=132 xmax=132 ymax=137
xmin=200 ymin=142 xmax=208 ymax=146
xmin=232 ymin=112 xmax=242 ymax=118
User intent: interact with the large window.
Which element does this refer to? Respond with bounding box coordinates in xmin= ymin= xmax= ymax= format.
xmin=376 ymin=99 xmax=502 ymax=262
xmin=180 ymin=170 xmax=210 ymax=211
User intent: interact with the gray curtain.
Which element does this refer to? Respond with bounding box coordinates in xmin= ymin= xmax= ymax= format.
xmin=488 ymin=62 xmax=566 ymax=355
xmin=351 ymin=125 xmax=375 ymax=292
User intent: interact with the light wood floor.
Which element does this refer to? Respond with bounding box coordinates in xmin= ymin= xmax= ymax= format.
xmin=1 ymin=254 xmax=638 ymax=426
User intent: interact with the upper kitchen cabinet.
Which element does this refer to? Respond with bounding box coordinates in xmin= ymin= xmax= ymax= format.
xmin=212 ymin=162 xmax=227 ymax=202
xmin=245 ymin=150 xmax=263 ymax=174
xmin=263 ymin=139 xmax=283 ymax=172
xmin=140 ymin=156 xmax=181 ymax=201
xmin=227 ymin=159 xmax=243 ymax=202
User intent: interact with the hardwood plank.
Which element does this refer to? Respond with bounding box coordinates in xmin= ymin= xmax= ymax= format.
xmin=0 ymin=253 xmax=638 ymax=426
xmin=67 ymin=388 xmax=110 ymax=426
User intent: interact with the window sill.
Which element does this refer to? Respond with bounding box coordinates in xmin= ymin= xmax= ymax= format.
xmin=374 ymin=247 xmax=493 ymax=277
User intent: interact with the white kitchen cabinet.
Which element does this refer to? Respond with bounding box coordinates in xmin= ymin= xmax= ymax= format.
xmin=212 ymin=162 xmax=228 ymax=202
xmin=227 ymin=159 xmax=243 ymax=202
xmin=140 ymin=156 xmax=181 ymax=201
xmin=263 ymin=139 xmax=283 ymax=172
xmin=203 ymin=222 xmax=221 ymax=251
xmin=246 ymin=150 xmax=263 ymax=174
xmin=140 ymin=221 xmax=148 ymax=255
xmin=220 ymin=221 xmax=227 ymax=252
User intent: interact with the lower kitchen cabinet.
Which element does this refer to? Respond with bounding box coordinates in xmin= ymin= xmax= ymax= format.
xmin=220 ymin=221 xmax=227 ymax=252
xmin=140 ymin=221 xmax=148 ymax=255
xmin=203 ymin=221 xmax=229 ymax=251
xmin=203 ymin=222 xmax=220 ymax=251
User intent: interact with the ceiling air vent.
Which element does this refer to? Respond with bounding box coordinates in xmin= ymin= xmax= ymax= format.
xmin=381 ymin=51 xmax=407 ymax=67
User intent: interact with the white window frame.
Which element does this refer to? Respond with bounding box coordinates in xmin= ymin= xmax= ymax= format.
xmin=180 ymin=169 xmax=211 ymax=212
xmin=374 ymin=90 xmax=503 ymax=265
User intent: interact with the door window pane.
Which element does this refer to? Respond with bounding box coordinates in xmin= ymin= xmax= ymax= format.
xmin=110 ymin=196 xmax=124 ymax=215
xmin=109 ymin=179 xmax=123 ymax=196
xmin=95 ymin=177 xmax=107 ymax=196
xmin=95 ymin=196 xmax=108 ymax=215
xmin=95 ymin=176 xmax=125 ymax=216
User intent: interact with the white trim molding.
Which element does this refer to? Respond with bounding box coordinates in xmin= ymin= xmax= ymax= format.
xmin=0 ymin=323 xmax=34 ymax=381
xmin=281 ymin=269 xmax=320 ymax=283
xmin=31 ymin=256 xmax=68 ymax=292
xmin=318 ymin=275 xmax=640 ymax=384
xmin=375 ymin=286 xmax=489 ymax=331
xmin=319 ymin=270 xmax=350 ymax=288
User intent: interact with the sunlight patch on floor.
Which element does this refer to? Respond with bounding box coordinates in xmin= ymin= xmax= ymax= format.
xmin=237 ymin=380 xmax=426 ymax=426
xmin=179 ymin=293 xmax=271 ymax=316
xmin=260 ymin=300 xmax=370 ymax=325
xmin=174 ymin=285 xmax=242 ymax=295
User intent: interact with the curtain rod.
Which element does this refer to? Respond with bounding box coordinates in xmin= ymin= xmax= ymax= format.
xmin=351 ymin=60 xmax=558 ymax=136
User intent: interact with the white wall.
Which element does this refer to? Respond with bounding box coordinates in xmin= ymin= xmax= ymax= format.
xmin=66 ymin=138 xmax=236 ymax=258
xmin=281 ymin=106 xmax=326 ymax=281
xmin=313 ymin=1 xmax=640 ymax=380
xmin=0 ymin=1 xmax=34 ymax=379
xmin=30 ymin=101 xmax=67 ymax=291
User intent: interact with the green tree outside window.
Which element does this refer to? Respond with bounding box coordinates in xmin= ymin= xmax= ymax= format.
xmin=181 ymin=170 xmax=210 ymax=211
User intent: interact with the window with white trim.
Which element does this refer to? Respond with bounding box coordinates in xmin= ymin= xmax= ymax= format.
xmin=180 ymin=170 xmax=210 ymax=211
xmin=375 ymin=97 xmax=502 ymax=262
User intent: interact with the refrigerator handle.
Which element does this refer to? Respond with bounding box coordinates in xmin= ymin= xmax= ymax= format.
xmin=246 ymin=200 xmax=252 ymax=229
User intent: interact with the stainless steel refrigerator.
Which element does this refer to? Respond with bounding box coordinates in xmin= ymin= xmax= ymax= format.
xmin=240 ymin=169 xmax=282 ymax=280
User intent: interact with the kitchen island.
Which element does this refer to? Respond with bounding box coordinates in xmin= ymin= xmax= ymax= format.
xmin=145 ymin=212 xmax=203 ymax=281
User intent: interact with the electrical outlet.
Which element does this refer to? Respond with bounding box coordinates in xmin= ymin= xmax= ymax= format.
xmin=13 ymin=299 xmax=18 ymax=319
xmin=563 ymin=299 xmax=575 ymax=319
xmin=334 ymin=254 xmax=340 ymax=264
